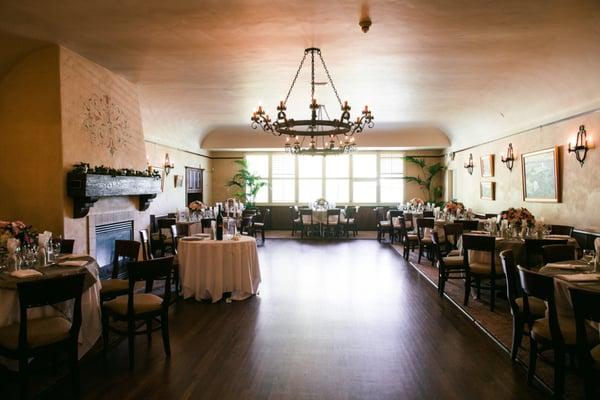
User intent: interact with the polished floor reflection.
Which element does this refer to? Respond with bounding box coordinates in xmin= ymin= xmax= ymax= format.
xmin=48 ymin=240 xmax=544 ymax=399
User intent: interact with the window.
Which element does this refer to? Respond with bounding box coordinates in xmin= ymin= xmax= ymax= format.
xmin=298 ymin=156 xmax=323 ymax=202
xmin=245 ymin=155 xmax=269 ymax=203
xmin=271 ymin=154 xmax=295 ymax=202
xmin=243 ymin=152 xmax=406 ymax=204
xmin=379 ymin=153 xmax=404 ymax=203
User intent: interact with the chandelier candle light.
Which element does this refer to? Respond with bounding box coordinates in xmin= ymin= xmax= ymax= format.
xmin=251 ymin=48 xmax=374 ymax=155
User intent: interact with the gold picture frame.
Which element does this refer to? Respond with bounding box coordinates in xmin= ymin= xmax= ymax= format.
xmin=521 ymin=146 xmax=560 ymax=202
xmin=480 ymin=181 xmax=495 ymax=200
xmin=480 ymin=154 xmax=495 ymax=177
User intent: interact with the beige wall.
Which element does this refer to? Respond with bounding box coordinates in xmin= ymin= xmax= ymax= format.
xmin=0 ymin=46 xmax=64 ymax=234
xmin=447 ymin=111 xmax=600 ymax=232
xmin=209 ymin=150 xmax=444 ymax=204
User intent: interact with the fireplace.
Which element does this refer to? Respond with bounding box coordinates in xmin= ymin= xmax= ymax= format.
xmin=95 ymin=220 xmax=133 ymax=279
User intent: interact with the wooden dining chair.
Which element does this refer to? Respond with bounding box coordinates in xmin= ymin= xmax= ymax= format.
xmin=525 ymin=238 xmax=568 ymax=268
xmin=59 ymin=239 xmax=75 ymax=254
xmin=251 ymin=208 xmax=270 ymax=244
xmin=500 ymin=250 xmax=546 ymax=362
xmin=423 ymin=211 xmax=434 ymax=218
xmin=375 ymin=207 xmax=390 ymax=242
xmin=289 ymin=206 xmax=301 ymax=236
xmin=442 ymin=223 xmax=463 ymax=256
xmin=343 ymin=206 xmax=359 ymax=238
xmin=462 ymin=234 xmax=504 ymax=311
xmin=0 ymin=273 xmax=85 ymax=399
xmin=100 ymin=240 xmax=140 ymax=303
xmin=139 ymin=229 xmax=154 ymax=261
xmin=484 ymin=213 xmax=499 ymax=219
xmin=432 ymin=231 xmax=466 ymax=297
xmin=457 ymin=219 xmax=479 ymax=231
xmin=542 ymin=244 xmax=577 ymax=264
xmin=388 ymin=210 xmax=403 ymax=244
xmin=550 ymin=224 xmax=574 ymax=236
xmin=157 ymin=218 xmax=176 ymax=255
xmin=325 ymin=208 xmax=341 ymax=238
xmin=170 ymin=225 xmax=179 ymax=254
xmin=570 ymin=288 xmax=600 ymax=399
xmin=403 ymin=212 xmax=414 ymax=232
xmin=416 ymin=218 xmax=435 ymax=264
xmin=102 ymin=256 xmax=174 ymax=370
xmin=399 ymin=217 xmax=418 ymax=259
xmin=517 ymin=266 xmax=575 ymax=398
xmin=300 ymin=208 xmax=316 ymax=238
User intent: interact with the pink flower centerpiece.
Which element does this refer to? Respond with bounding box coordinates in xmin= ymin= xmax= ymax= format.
xmin=0 ymin=220 xmax=36 ymax=248
xmin=409 ymin=198 xmax=424 ymax=207
xmin=444 ymin=201 xmax=465 ymax=216
xmin=188 ymin=201 xmax=205 ymax=212
xmin=500 ymin=207 xmax=536 ymax=228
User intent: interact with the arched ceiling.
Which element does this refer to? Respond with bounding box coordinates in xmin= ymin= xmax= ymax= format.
xmin=1 ymin=0 xmax=599 ymax=152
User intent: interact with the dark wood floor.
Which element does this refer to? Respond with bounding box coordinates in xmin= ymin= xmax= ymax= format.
xmin=14 ymin=240 xmax=547 ymax=399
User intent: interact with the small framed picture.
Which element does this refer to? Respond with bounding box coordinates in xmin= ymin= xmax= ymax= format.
xmin=480 ymin=181 xmax=495 ymax=200
xmin=480 ymin=154 xmax=495 ymax=177
xmin=521 ymin=146 xmax=560 ymax=202
xmin=174 ymin=174 xmax=183 ymax=187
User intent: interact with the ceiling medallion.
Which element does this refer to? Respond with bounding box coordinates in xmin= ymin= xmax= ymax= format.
xmin=251 ymin=47 xmax=374 ymax=155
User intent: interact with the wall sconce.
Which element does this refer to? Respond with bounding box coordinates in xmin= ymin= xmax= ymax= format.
xmin=163 ymin=153 xmax=175 ymax=175
xmin=568 ymin=125 xmax=591 ymax=166
xmin=500 ymin=143 xmax=516 ymax=171
xmin=464 ymin=153 xmax=474 ymax=175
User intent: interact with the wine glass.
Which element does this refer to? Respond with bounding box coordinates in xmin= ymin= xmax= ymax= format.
xmin=53 ymin=239 xmax=62 ymax=260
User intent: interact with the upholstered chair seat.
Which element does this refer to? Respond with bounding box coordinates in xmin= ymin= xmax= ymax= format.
xmin=105 ymin=293 xmax=164 ymax=316
xmin=0 ymin=316 xmax=71 ymax=350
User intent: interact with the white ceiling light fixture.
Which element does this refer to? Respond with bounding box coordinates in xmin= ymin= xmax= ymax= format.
xmin=251 ymin=47 xmax=374 ymax=155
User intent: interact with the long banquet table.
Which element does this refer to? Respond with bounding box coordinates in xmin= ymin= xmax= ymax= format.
xmin=177 ymin=235 xmax=261 ymax=303
xmin=0 ymin=256 xmax=102 ymax=368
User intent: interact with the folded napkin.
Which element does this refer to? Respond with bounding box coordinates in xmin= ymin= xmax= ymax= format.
xmin=544 ymin=263 xmax=588 ymax=270
xmin=470 ymin=230 xmax=489 ymax=235
xmin=556 ymin=273 xmax=600 ymax=282
xmin=193 ymin=233 xmax=211 ymax=238
xmin=10 ymin=269 xmax=43 ymax=278
xmin=58 ymin=260 xmax=88 ymax=267
xmin=546 ymin=234 xmax=571 ymax=239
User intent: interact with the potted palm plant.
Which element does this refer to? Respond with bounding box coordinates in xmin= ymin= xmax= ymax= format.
xmin=225 ymin=159 xmax=267 ymax=208
xmin=401 ymin=156 xmax=446 ymax=205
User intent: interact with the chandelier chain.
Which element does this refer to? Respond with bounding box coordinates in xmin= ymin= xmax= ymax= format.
xmin=318 ymin=52 xmax=343 ymax=106
xmin=283 ymin=52 xmax=307 ymax=105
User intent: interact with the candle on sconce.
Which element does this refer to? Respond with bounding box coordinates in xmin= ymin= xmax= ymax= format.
xmin=279 ymin=100 xmax=285 ymax=109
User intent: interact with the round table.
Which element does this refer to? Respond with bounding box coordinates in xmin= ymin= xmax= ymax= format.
xmin=177 ymin=236 xmax=261 ymax=303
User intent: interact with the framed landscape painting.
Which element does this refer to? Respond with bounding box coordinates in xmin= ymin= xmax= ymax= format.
xmin=521 ymin=147 xmax=560 ymax=202
xmin=480 ymin=181 xmax=495 ymax=200
xmin=480 ymin=154 xmax=495 ymax=177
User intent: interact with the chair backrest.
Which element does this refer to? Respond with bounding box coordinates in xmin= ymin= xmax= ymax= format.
xmin=525 ymin=238 xmax=568 ymax=267
xmin=389 ymin=210 xmax=403 ymax=221
xmin=403 ymin=213 xmax=413 ymax=230
xmin=327 ymin=208 xmax=340 ymax=224
xmin=170 ymin=225 xmax=179 ymax=254
xmin=60 ymin=239 xmax=75 ymax=254
xmin=300 ymin=208 xmax=313 ymax=224
xmin=550 ymin=224 xmax=574 ymax=236
xmin=127 ymin=257 xmax=174 ymax=311
xmin=485 ymin=213 xmax=498 ymax=219
xmin=542 ymin=244 xmax=577 ymax=264
xmin=423 ymin=211 xmax=434 ymax=218
xmin=416 ymin=218 xmax=434 ymax=238
xmin=430 ymin=231 xmax=443 ymax=264
xmin=443 ymin=223 xmax=463 ymax=249
xmin=289 ymin=206 xmax=299 ymax=221
xmin=518 ymin=266 xmax=563 ymax=344
xmin=17 ymin=273 xmax=85 ymax=348
xmin=570 ymin=287 xmax=600 ymax=377
xmin=112 ymin=240 xmax=140 ymax=279
xmin=345 ymin=206 xmax=357 ymax=219
xmin=374 ymin=207 xmax=389 ymax=222
xmin=139 ymin=229 xmax=153 ymax=261
xmin=457 ymin=220 xmax=479 ymax=231
xmin=462 ymin=234 xmax=496 ymax=273
xmin=499 ymin=250 xmax=520 ymax=316
xmin=157 ymin=218 xmax=176 ymax=239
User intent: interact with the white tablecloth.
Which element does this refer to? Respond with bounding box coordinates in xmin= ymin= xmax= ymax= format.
xmin=178 ymin=236 xmax=261 ymax=302
xmin=0 ymin=259 xmax=102 ymax=369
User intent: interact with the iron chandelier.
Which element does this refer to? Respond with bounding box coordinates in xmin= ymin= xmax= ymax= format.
xmin=251 ymin=47 xmax=374 ymax=155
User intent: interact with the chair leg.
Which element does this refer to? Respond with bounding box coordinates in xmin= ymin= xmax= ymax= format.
xmin=261 ymin=228 xmax=265 ymax=244
xmin=554 ymin=347 xmax=565 ymax=398
xmin=476 ymin=279 xmax=481 ymax=299
xmin=528 ymin=336 xmax=537 ymax=384
xmin=418 ymin=244 xmax=424 ymax=264
xmin=146 ymin=318 xmax=153 ymax=344
xmin=161 ymin=313 xmax=171 ymax=357
xmin=102 ymin=310 xmax=109 ymax=358
xmin=438 ymin=266 xmax=445 ymax=296
xmin=464 ymin=273 xmax=471 ymax=306
xmin=128 ymin=319 xmax=135 ymax=370
xmin=510 ymin=315 xmax=523 ymax=362
xmin=71 ymin=340 xmax=80 ymax=398
xmin=490 ymin=279 xmax=496 ymax=312
xmin=19 ymin=357 xmax=28 ymax=400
